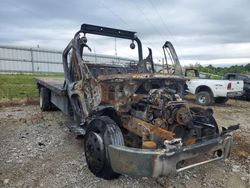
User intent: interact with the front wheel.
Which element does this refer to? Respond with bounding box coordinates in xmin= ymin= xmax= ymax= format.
xmin=196 ymin=91 xmax=213 ymax=106
xmin=84 ymin=116 xmax=124 ymax=180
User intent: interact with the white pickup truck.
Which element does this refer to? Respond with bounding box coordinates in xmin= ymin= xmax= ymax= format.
xmin=185 ymin=69 xmax=244 ymax=105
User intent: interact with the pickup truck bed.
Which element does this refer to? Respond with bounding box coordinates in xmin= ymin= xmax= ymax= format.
xmin=224 ymin=73 xmax=250 ymax=100
xmin=35 ymin=77 xmax=66 ymax=95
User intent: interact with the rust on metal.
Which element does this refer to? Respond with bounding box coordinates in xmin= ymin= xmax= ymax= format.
xmin=122 ymin=115 xmax=174 ymax=141
xmin=35 ymin=24 xmax=239 ymax=179
xmin=142 ymin=141 xmax=157 ymax=149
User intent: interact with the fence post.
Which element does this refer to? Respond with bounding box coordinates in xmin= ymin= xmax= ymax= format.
xmin=30 ymin=48 xmax=34 ymax=73
xmin=94 ymin=53 xmax=97 ymax=63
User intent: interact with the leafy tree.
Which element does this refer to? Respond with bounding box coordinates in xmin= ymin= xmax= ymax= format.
xmin=245 ymin=63 xmax=250 ymax=71
xmin=192 ymin=63 xmax=250 ymax=77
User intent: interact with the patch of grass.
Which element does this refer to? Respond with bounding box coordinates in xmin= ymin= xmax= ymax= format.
xmin=0 ymin=73 xmax=63 ymax=99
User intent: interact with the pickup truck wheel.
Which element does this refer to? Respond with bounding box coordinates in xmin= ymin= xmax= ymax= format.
xmin=84 ymin=116 xmax=124 ymax=180
xmin=214 ymin=97 xmax=229 ymax=104
xmin=196 ymin=91 xmax=213 ymax=106
xmin=40 ymin=87 xmax=51 ymax=111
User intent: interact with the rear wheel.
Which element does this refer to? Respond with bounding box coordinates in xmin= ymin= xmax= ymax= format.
xmin=214 ymin=97 xmax=229 ymax=104
xmin=84 ymin=116 xmax=124 ymax=180
xmin=40 ymin=87 xmax=51 ymax=111
xmin=196 ymin=91 xmax=213 ymax=106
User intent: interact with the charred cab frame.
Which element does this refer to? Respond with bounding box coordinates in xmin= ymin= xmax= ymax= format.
xmin=35 ymin=24 xmax=239 ymax=179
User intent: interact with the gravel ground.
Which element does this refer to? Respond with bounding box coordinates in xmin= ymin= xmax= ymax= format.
xmin=0 ymin=98 xmax=249 ymax=188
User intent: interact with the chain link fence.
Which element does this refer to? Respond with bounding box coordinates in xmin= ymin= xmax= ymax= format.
xmin=0 ymin=45 xmax=137 ymax=73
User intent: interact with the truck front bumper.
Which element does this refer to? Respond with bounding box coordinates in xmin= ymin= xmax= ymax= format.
xmin=108 ymin=135 xmax=232 ymax=177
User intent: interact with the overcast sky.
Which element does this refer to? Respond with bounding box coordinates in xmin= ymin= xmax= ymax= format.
xmin=1 ymin=0 xmax=250 ymax=66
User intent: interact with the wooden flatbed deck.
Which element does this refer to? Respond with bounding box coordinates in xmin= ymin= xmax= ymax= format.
xmin=34 ymin=77 xmax=66 ymax=95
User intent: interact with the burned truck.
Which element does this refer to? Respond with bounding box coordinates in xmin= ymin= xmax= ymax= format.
xmin=35 ymin=24 xmax=239 ymax=179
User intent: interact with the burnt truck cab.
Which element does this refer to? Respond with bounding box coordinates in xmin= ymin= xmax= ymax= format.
xmin=35 ymin=24 xmax=239 ymax=179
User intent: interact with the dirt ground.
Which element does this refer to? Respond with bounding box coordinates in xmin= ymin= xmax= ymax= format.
xmin=0 ymin=98 xmax=249 ymax=188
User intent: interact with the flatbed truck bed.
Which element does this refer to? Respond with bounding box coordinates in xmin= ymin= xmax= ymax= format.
xmin=34 ymin=77 xmax=66 ymax=95
xmin=35 ymin=77 xmax=71 ymax=114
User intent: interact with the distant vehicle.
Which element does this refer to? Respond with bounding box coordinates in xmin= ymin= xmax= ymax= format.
xmin=185 ymin=68 xmax=243 ymax=105
xmin=224 ymin=73 xmax=250 ymax=100
xmin=161 ymin=41 xmax=244 ymax=106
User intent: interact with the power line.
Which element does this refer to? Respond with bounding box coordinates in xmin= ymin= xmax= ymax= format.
xmin=99 ymin=0 xmax=164 ymax=53
xmin=130 ymin=0 xmax=165 ymax=41
xmin=95 ymin=0 xmax=165 ymax=60
xmin=98 ymin=0 xmax=133 ymax=30
xmin=146 ymin=0 xmax=184 ymax=59
xmin=125 ymin=0 xmax=165 ymax=55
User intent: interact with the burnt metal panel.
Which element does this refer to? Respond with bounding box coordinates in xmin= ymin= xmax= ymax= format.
xmin=50 ymin=91 xmax=71 ymax=115
xmin=81 ymin=24 xmax=136 ymax=40
xmin=108 ymin=135 xmax=233 ymax=177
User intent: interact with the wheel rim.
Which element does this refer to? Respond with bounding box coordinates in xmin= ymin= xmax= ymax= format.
xmin=85 ymin=132 xmax=105 ymax=173
xmin=198 ymin=95 xmax=207 ymax=104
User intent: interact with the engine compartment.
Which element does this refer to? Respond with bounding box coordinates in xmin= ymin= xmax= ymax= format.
xmin=129 ymin=87 xmax=219 ymax=147
xmin=98 ymin=76 xmax=219 ymax=149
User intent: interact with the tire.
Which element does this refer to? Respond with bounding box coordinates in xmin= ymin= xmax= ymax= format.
xmin=84 ymin=116 xmax=124 ymax=180
xmin=214 ymin=97 xmax=229 ymax=104
xmin=40 ymin=87 xmax=51 ymax=111
xmin=196 ymin=91 xmax=213 ymax=106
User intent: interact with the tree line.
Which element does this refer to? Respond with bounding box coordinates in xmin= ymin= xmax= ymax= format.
xmin=191 ymin=63 xmax=250 ymax=76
